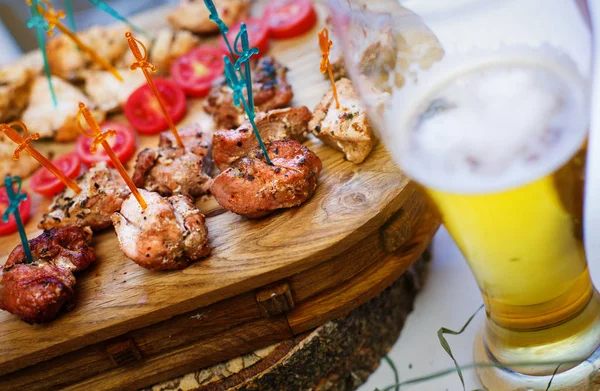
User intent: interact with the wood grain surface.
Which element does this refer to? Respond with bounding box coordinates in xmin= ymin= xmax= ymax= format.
xmin=0 ymin=2 xmax=440 ymax=388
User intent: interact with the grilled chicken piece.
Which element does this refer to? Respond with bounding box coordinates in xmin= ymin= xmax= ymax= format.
xmin=168 ymin=0 xmax=250 ymax=34
xmin=310 ymin=78 xmax=375 ymax=164
xmin=112 ymin=189 xmax=210 ymax=271
xmin=150 ymin=29 xmax=200 ymax=72
xmin=21 ymin=76 xmax=105 ymax=141
xmin=213 ymin=106 xmax=311 ymax=171
xmin=0 ymin=64 xmax=35 ymax=122
xmin=83 ymin=69 xmax=145 ymax=113
xmin=47 ymin=26 xmax=128 ymax=81
xmin=211 ymin=139 xmax=322 ymax=218
xmin=0 ymin=227 xmax=95 ymax=324
xmin=0 ymin=132 xmax=38 ymax=179
xmin=204 ymin=56 xmax=293 ymax=129
xmin=40 ymin=162 xmax=131 ymax=231
xmin=133 ymin=125 xmax=213 ymax=198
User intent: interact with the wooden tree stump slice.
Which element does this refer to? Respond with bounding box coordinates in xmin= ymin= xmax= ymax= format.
xmin=144 ymin=251 xmax=431 ymax=391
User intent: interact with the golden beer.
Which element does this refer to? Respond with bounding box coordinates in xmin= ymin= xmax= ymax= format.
xmin=427 ymin=145 xmax=591 ymax=332
xmin=390 ymin=48 xmax=600 ymax=375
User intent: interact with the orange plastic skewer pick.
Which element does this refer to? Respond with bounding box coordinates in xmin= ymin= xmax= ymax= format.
xmin=0 ymin=121 xmax=82 ymax=194
xmin=126 ymin=31 xmax=184 ymax=149
xmin=31 ymin=0 xmax=123 ymax=82
xmin=77 ymin=102 xmax=147 ymax=210
xmin=318 ymin=28 xmax=340 ymax=109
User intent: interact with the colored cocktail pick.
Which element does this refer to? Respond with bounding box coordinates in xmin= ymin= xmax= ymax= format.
xmin=3 ymin=177 xmax=33 ymax=264
xmin=77 ymin=102 xmax=147 ymax=210
xmin=26 ymin=0 xmax=57 ymax=107
xmin=87 ymin=0 xmax=148 ymax=38
xmin=203 ymin=0 xmax=272 ymax=165
xmin=65 ymin=0 xmax=76 ymax=31
xmin=226 ymin=24 xmax=271 ymax=165
xmin=126 ymin=31 xmax=184 ymax=149
xmin=34 ymin=0 xmax=123 ymax=82
xmin=204 ymin=0 xmax=234 ymax=55
xmin=318 ymin=28 xmax=340 ymax=109
xmin=0 ymin=121 xmax=82 ymax=194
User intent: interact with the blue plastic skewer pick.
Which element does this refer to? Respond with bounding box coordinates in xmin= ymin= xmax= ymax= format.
xmin=27 ymin=0 xmax=57 ymax=107
xmin=3 ymin=177 xmax=33 ymax=264
xmin=88 ymin=0 xmax=149 ymax=38
xmin=65 ymin=0 xmax=76 ymax=31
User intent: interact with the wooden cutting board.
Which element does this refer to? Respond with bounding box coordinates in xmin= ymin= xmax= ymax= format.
xmin=0 ymin=3 xmax=440 ymax=390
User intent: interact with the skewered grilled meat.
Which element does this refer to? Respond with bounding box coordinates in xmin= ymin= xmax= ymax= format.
xmin=213 ymin=106 xmax=311 ymax=171
xmin=40 ymin=162 xmax=131 ymax=231
xmin=211 ymin=139 xmax=322 ymax=218
xmin=168 ymin=0 xmax=250 ymax=34
xmin=21 ymin=76 xmax=105 ymax=142
xmin=204 ymin=56 xmax=293 ymax=129
xmin=132 ymin=125 xmax=213 ymax=198
xmin=310 ymin=78 xmax=375 ymax=164
xmin=83 ymin=68 xmax=146 ymax=113
xmin=0 ymin=64 xmax=35 ymax=123
xmin=111 ymin=189 xmax=210 ymax=271
xmin=0 ymin=226 xmax=95 ymax=324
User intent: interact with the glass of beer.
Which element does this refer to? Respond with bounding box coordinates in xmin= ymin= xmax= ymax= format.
xmin=328 ymin=0 xmax=599 ymax=389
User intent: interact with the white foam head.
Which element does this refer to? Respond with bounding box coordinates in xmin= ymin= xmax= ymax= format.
xmin=385 ymin=46 xmax=589 ymax=194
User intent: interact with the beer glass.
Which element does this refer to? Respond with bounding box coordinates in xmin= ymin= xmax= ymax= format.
xmin=327 ymin=0 xmax=600 ymax=389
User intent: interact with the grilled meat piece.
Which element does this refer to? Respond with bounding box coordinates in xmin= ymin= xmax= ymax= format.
xmin=150 ymin=29 xmax=201 ymax=72
xmin=47 ymin=26 xmax=128 ymax=81
xmin=310 ymin=78 xmax=375 ymax=164
xmin=204 ymin=56 xmax=293 ymax=129
xmin=0 ymin=64 xmax=35 ymax=123
xmin=0 ymin=132 xmax=38 ymax=179
xmin=132 ymin=126 xmax=213 ymax=198
xmin=213 ymin=106 xmax=311 ymax=171
xmin=21 ymin=76 xmax=105 ymax=141
xmin=0 ymin=226 xmax=95 ymax=324
xmin=112 ymin=189 xmax=210 ymax=271
xmin=168 ymin=0 xmax=250 ymax=34
xmin=83 ymin=68 xmax=146 ymax=113
xmin=40 ymin=162 xmax=131 ymax=231
xmin=211 ymin=139 xmax=322 ymax=218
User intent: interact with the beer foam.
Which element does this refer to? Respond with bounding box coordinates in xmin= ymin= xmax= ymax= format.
xmin=386 ymin=46 xmax=589 ymax=193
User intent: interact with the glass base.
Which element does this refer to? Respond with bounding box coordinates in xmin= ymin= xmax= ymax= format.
xmin=474 ymin=331 xmax=600 ymax=390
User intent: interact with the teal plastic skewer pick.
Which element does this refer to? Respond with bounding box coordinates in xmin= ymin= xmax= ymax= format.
xmin=204 ymin=0 xmax=273 ymax=166
xmin=224 ymin=56 xmax=272 ymax=165
xmin=88 ymin=0 xmax=149 ymax=38
xmin=27 ymin=0 xmax=57 ymax=107
xmin=204 ymin=0 xmax=235 ymax=57
xmin=3 ymin=177 xmax=33 ymax=264
xmin=65 ymin=0 xmax=76 ymax=31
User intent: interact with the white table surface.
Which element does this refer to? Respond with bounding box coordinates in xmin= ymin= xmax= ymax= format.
xmin=0 ymin=2 xmax=599 ymax=390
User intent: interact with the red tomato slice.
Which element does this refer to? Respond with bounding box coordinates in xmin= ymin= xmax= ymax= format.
xmin=220 ymin=19 xmax=270 ymax=59
xmin=76 ymin=122 xmax=137 ymax=167
xmin=171 ymin=46 xmax=225 ymax=98
xmin=0 ymin=186 xmax=32 ymax=235
xmin=30 ymin=152 xmax=82 ymax=198
xmin=124 ymin=78 xmax=187 ymax=134
xmin=265 ymin=0 xmax=317 ymax=40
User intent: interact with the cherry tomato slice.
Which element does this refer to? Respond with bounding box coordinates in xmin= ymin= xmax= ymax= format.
xmin=171 ymin=46 xmax=225 ymax=98
xmin=124 ymin=78 xmax=187 ymax=135
xmin=30 ymin=152 xmax=82 ymax=198
xmin=0 ymin=186 xmax=32 ymax=235
xmin=220 ymin=18 xmax=270 ymax=59
xmin=265 ymin=0 xmax=317 ymax=40
xmin=76 ymin=122 xmax=137 ymax=167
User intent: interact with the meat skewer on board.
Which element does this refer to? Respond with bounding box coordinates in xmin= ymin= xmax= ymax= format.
xmin=212 ymin=106 xmax=312 ymax=171
xmin=204 ymin=56 xmax=294 ymax=129
xmin=0 ymin=226 xmax=95 ymax=324
xmin=132 ymin=125 xmax=213 ymax=198
xmin=211 ymin=139 xmax=322 ymax=218
xmin=112 ymin=189 xmax=211 ymax=271
xmin=309 ymin=78 xmax=376 ymax=164
xmin=39 ymin=162 xmax=131 ymax=231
